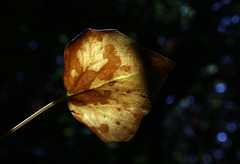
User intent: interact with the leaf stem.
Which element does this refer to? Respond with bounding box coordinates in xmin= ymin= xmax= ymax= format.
xmin=0 ymin=95 xmax=67 ymax=141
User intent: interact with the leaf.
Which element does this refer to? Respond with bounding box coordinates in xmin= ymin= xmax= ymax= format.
xmin=63 ymin=28 xmax=174 ymax=143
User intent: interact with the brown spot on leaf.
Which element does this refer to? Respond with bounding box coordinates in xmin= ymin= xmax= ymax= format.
xmin=104 ymin=90 xmax=111 ymax=96
xmin=70 ymin=100 xmax=85 ymax=107
xmin=140 ymin=94 xmax=150 ymax=99
xmin=63 ymin=46 xmax=83 ymax=92
xmin=116 ymin=121 xmax=120 ymax=125
xmin=108 ymin=81 xmax=116 ymax=86
xmin=64 ymin=43 xmax=121 ymax=94
xmin=122 ymin=102 xmax=128 ymax=109
xmin=127 ymin=90 xmax=132 ymax=93
xmin=70 ymin=90 xmax=109 ymax=106
xmin=117 ymin=108 xmax=121 ymax=111
xmin=121 ymin=65 xmax=131 ymax=72
xmin=141 ymin=105 xmax=149 ymax=111
xmin=99 ymin=124 xmax=109 ymax=133
xmin=98 ymin=44 xmax=121 ymax=81
xmin=90 ymin=30 xmax=103 ymax=41
xmin=133 ymin=112 xmax=144 ymax=124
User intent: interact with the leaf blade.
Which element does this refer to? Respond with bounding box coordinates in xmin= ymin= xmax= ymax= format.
xmin=63 ymin=29 xmax=175 ymax=142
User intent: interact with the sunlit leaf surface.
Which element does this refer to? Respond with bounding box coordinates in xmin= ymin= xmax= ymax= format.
xmin=63 ymin=29 xmax=174 ymax=142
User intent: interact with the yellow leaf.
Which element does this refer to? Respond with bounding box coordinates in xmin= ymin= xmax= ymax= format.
xmin=63 ymin=28 xmax=174 ymax=143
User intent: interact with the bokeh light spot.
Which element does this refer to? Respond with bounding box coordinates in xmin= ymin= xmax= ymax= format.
xmin=133 ymin=154 xmax=148 ymax=164
xmin=57 ymin=67 xmax=63 ymax=77
xmin=171 ymin=107 xmax=181 ymax=116
xmin=166 ymin=38 xmax=175 ymax=51
xmin=217 ymin=132 xmax=227 ymax=142
xmin=222 ymin=0 xmax=231 ymax=5
xmin=215 ymin=83 xmax=227 ymax=93
xmin=28 ymin=41 xmax=38 ymax=51
xmin=202 ymin=153 xmax=212 ymax=164
xmin=218 ymin=25 xmax=226 ymax=32
xmin=57 ymin=113 xmax=72 ymax=124
xmin=188 ymin=155 xmax=198 ymax=164
xmin=106 ymin=143 xmax=118 ymax=149
xmin=210 ymin=98 xmax=222 ymax=109
xmin=59 ymin=34 xmax=69 ymax=45
xmin=165 ymin=95 xmax=175 ymax=105
xmin=62 ymin=127 xmax=74 ymax=138
xmin=56 ymin=55 xmax=64 ymax=65
xmin=154 ymin=2 xmax=165 ymax=20
xmin=221 ymin=16 xmax=231 ymax=26
xmin=221 ymin=55 xmax=234 ymax=65
xmin=128 ymin=32 xmax=138 ymax=40
xmin=223 ymin=100 xmax=235 ymax=110
xmin=203 ymin=64 xmax=218 ymax=76
xmin=187 ymin=95 xmax=195 ymax=104
xmin=31 ymin=147 xmax=46 ymax=158
xmin=179 ymin=98 xmax=190 ymax=108
xmin=231 ymin=15 xmax=240 ymax=24
xmin=213 ymin=149 xmax=224 ymax=160
xmin=173 ymin=151 xmax=183 ymax=161
xmin=183 ymin=125 xmax=196 ymax=139
xmin=179 ymin=5 xmax=190 ymax=16
xmin=212 ymin=2 xmax=222 ymax=11
xmin=226 ymin=123 xmax=237 ymax=133
xmin=157 ymin=35 xmax=166 ymax=46
xmin=218 ymin=16 xmax=232 ymax=33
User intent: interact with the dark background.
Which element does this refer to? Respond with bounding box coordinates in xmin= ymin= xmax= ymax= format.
xmin=1 ymin=0 xmax=240 ymax=163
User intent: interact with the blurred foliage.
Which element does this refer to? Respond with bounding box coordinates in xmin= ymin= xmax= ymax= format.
xmin=1 ymin=0 xmax=240 ymax=163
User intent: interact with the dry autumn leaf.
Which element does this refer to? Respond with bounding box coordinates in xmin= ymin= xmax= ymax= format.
xmin=63 ymin=29 xmax=175 ymax=143
xmin=0 ymin=28 xmax=174 ymax=143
